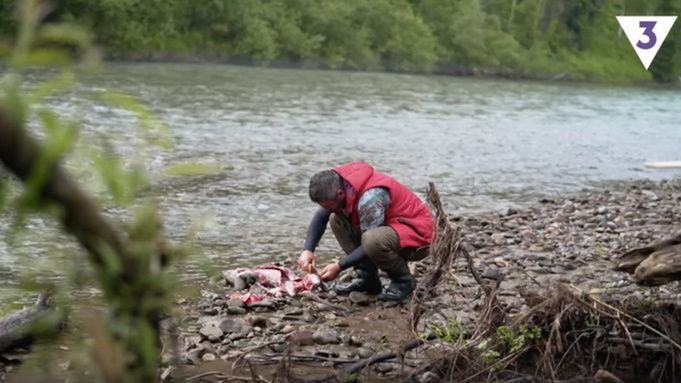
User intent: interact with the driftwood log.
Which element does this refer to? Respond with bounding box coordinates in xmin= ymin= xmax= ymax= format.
xmin=0 ymin=292 xmax=63 ymax=356
xmin=616 ymin=161 xmax=681 ymax=286
xmin=613 ymin=232 xmax=681 ymax=286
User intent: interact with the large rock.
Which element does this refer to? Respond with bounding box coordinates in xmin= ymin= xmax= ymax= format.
xmin=199 ymin=325 xmax=223 ymax=340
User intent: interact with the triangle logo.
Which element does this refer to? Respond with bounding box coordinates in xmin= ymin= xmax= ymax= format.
xmin=616 ymin=16 xmax=678 ymax=70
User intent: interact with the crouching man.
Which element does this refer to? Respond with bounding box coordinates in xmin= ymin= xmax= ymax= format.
xmin=297 ymin=161 xmax=434 ymax=302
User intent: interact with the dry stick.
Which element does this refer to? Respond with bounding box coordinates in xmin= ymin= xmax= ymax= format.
xmin=298 ymin=291 xmax=351 ymax=313
xmin=569 ymin=284 xmax=681 ymax=353
xmin=464 ymin=243 xmax=508 ymax=344
xmin=409 ymin=182 xmax=460 ymax=332
xmin=458 ymin=349 xmax=527 ymax=383
xmin=231 ymin=340 xmax=286 ymax=373
xmin=607 ymin=337 xmax=670 ymax=352
xmin=521 ymin=268 xmax=544 ymax=287
xmin=247 ymin=359 xmax=273 ymax=383
xmin=185 ymin=370 xmax=270 ymax=383
xmin=301 ymin=337 xmax=427 ymax=383
xmin=614 ymin=314 xmax=638 ymax=357
xmin=554 ymin=332 xmax=593 ymax=375
xmin=343 ymin=338 xmax=425 ymax=375
xmin=260 ymin=353 xmax=361 ymax=364
xmin=462 ymin=244 xmax=486 ymax=292
xmin=566 ymin=290 xmax=640 ymax=356
xmin=541 ymin=302 xmax=570 ymax=381
xmin=185 ymin=371 xmax=226 ymax=382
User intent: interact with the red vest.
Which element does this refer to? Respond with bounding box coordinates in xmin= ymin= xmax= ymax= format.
xmin=333 ymin=162 xmax=435 ymax=249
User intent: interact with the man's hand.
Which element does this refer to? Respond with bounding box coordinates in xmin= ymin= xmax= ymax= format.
xmin=319 ymin=262 xmax=341 ymax=281
xmin=298 ymin=250 xmax=316 ymax=271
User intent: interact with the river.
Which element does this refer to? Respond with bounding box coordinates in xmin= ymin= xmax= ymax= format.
xmin=0 ymin=62 xmax=679 ymax=303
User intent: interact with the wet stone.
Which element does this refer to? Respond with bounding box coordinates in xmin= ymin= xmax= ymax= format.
xmin=356 ymin=347 xmax=374 ymax=358
xmin=350 ymin=335 xmax=363 ymax=347
xmin=302 ymin=312 xmax=317 ymax=323
xmin=313 ymin=331 xmax=340 ymax=345
xmin=228 ymin=297 xmax=246 ymax=308
xmin=289 ymin=330 xmax=314 ymax=346
xmin=199 ymin=325 xmax=223 ymax=339
xmin=285 ymin=308 xmax=304 ymax=315
xmin=233 ymin=341 xmax=251 ymax=349
xmin=218 ymin=318 xmax=245 ymax=334
xmin=375 ymin=363 xmax=393 ymax=373
xmin=227 ymin=307 xmax=247 ymax=315
xmin=249 ymin=316 xmax=268 ymax=328
xmin=349 ymin=291 xmax=374 ymax=305
xmin=248 ymin=299 xmax=276 ymax=310
xmin=526 ymin=266 xmax=549 ymax=274
xmin=482 ymin=267 xmax=503 ymax=280
xmin=185 ymin=349 xmax=204 ymax=365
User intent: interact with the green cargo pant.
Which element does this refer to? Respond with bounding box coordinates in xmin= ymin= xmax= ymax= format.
xmin=330 ymin=212 xmax=429 ymax=274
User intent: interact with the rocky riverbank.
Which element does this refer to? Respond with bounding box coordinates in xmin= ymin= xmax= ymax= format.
xmin=3 ymin=178 xmax=681 ymax=383
xmin=163 ymin=178 xmax=681 ymax=382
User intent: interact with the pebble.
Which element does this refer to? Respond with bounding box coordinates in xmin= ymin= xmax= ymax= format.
xmin=356 ymin=347 xmax=375 ymax=358
xmin=185 ymin=349 xmax=203 ymax=365
xmin=289 ymin=330 xmax=314 ymax=346
xmin=199 ymin=326 xmax=222 ymax=339
xmin=227 ymin=307 xmax=247 ymax=315
xmin=249 ymin=316 xmax=268 ymax=328
xmin=218 ymin=319 xmax=245 ymax=334
xmin=312 ymin=330 xmax=340 ymax=345
xmin=375 ymin=363 xmax=393 ymax=373
xmin=349 ymin=291 xmax=372 ymax=305
xmin=350 ymin=335 xmax=363 ymax=347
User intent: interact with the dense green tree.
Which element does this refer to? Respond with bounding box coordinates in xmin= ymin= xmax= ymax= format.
xmin=648 ymin=0 xmax=679 ymax=83
xmin=0 ymin=0 xmax=678 ymax=83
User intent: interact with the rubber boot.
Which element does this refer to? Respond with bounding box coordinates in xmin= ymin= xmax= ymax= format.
xmin=335 ymin=259 xmax=382 ymax=296
xmin=378 ymin=262 xmax=415 ymax=302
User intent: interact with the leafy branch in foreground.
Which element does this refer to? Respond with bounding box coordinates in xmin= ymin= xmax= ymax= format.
xmin=0 ymin=0 xmax=188 ymax=381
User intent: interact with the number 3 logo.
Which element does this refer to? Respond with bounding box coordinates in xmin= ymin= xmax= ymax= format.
xmin=637 ymin=21 xmax=657 ymax=50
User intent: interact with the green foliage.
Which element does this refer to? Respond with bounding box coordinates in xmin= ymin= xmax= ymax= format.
xmin=495 ymin=324 xmax=542 ymax=353
xmin=1 ymin=0 xmax=678 ymax=83
xmin=649 ymin=0 xmax=680 ymax=82
xmin=0 ymin=0 xmax=227 ymax=381
xmin=428 ymin=315 xmax=467 ymax=345
xmin=474 ymin=324 xmax=543 ymax=371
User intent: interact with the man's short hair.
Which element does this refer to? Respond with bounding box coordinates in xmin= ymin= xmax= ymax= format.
xmin=309 ymin=170 xmax=342 ymax=202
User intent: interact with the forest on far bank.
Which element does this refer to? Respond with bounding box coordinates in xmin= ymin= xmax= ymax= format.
xmin=0 ymin=0 xmax=679 ymax=84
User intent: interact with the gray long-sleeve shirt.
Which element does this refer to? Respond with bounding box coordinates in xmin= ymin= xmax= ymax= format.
xmin=303 ymin=185 xmax=391 ymax=270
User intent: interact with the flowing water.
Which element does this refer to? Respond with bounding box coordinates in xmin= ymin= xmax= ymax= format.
xmin=0 ymin=62 xmax=680 ymax=303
